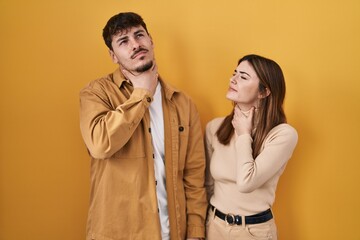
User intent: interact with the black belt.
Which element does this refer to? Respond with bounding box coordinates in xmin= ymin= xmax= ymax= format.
xmin=210 ymin=205 xmax=273 ymax=225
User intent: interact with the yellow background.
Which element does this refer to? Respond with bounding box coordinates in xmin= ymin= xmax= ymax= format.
xmin=1 ymin=0 xmax=359 ymax=239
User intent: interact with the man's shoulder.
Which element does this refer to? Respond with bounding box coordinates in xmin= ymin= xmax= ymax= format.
xmin=80 ymin=72 xmax=117 ymax=93
xmin=172 ymin=90 xmax=196 ymax=109
xmin=160 ymin=80 xmax=192 ymax=102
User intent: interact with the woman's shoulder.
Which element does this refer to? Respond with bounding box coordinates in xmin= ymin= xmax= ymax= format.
xmin=206 ymin=117 xmax=225 ymax=132
xmin=272 ymin=123 xmax=297 ymax=133
xmin=268 ymin=123 xmax=298 ymax=142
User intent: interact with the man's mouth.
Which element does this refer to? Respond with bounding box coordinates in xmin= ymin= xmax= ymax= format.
xmin=131 ymin=49 xmax=148 ymax=59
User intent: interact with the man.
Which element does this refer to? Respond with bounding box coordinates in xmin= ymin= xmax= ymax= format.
xmin=79 ymin=12 xmax=207 ymax=240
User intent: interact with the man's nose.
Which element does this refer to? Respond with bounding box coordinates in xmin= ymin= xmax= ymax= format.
xmin=130 ymin=38 xmax=141 ymax=50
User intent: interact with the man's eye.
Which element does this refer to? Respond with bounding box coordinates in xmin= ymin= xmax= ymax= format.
xmin=241 ymin=76 xmax=248 ymax=80
xmin=119 ymin=40 xmax=128 ymax=45
xmin=136 ymin=34 xmax=144 ymax=38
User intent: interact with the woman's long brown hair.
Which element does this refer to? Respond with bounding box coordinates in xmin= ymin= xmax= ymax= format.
xmin=216 ymin=54 xmax=287 ymax=158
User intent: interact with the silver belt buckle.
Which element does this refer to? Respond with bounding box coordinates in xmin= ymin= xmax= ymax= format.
xmin=225 ymin=213 xmax=235 ymax=225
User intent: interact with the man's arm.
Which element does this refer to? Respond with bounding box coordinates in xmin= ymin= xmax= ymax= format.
xmin=183 ymin=101 xmax=207 ymax=239
xmin=79 ymin=83 xmax=152 ymax=159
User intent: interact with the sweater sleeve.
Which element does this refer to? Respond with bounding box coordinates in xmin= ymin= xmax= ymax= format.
xmin=79 ymin=83 xmax=152 ymax=159
xmin=204 ymin=120 xmax=215 ymax=201
xmin=235 ymin=124 xmax=298 ymax=193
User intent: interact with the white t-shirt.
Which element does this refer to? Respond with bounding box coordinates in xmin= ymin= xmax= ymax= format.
xmin=149 ymin=83 xmax=170 ymax=240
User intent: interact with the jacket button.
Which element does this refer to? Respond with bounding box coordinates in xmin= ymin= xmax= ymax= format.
xmin=146 ymin=97 xmax=151 ymax=102
xmin=179 ymin=126 xmax=184 ymax=132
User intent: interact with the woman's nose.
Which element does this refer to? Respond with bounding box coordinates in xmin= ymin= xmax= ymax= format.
xmin=230 ymin=77 xmax=237 ymax=85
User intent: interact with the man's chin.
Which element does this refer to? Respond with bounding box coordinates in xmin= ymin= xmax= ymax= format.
xmin=135 ymin=61 xmax=153 ymax=73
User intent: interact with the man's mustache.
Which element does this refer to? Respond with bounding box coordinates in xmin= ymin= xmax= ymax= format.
xmin=131 ymin=48 xmax=148 ymax=59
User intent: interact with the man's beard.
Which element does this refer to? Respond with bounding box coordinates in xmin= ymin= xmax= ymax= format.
xmin=135 ymin=60 xmax=153 ymax=73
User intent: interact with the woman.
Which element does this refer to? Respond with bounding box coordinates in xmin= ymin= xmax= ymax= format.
xmin=205 ymin=54 xmax=298 ymax=240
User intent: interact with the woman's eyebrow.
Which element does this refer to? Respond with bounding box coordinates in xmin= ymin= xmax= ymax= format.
xmin=239 ymin=71 xmax=250 ymax=77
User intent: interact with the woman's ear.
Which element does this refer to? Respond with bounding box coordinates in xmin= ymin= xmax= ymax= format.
xmin=264 ymin=88 xmax=271 ymax=97
xmin=259 ymin=88 xmax=271 ymax=99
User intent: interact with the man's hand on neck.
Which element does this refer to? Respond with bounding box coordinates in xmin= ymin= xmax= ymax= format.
xmin=121 ymin=62 xmax=158 ymax=96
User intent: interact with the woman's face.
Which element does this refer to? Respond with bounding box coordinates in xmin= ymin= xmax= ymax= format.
xmin=226 ymin=60 xmax=262 ymax=110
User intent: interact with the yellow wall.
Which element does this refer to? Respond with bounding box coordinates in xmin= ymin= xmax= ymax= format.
xmin=1 ymin=0 xmax=359 ymax=239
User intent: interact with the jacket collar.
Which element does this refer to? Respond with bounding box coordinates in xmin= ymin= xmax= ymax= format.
xmin=113 ymin=67 xmax=180 ymax=100
xmin=113 ymin=67 xmax=129 ymax=87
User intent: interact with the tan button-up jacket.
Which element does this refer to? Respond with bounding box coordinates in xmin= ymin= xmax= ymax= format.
xmin=79 ymin=68 xmax=207 ymax=240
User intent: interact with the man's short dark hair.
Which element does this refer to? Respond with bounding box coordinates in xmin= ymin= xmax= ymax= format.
xmin=103 ymin=12 xmax=149 ymax=50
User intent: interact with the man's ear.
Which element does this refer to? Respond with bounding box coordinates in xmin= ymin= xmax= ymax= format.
xmin=109 ymin=49 xmax=119 ymax=64
xmin=149 ymin=34 xmax=154 ymax=46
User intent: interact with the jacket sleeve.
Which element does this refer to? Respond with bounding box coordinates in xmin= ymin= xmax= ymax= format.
xmin=79 ymin=83 xmax=152 ymax=159
xmin=235 ymin=125 xmax=298 ymax=193
xmin=183 ymin=101 xmax=207 ymax=239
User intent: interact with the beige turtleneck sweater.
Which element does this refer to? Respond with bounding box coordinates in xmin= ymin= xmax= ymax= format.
xmin=205 ymin=117 xmax=298 ymax=215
